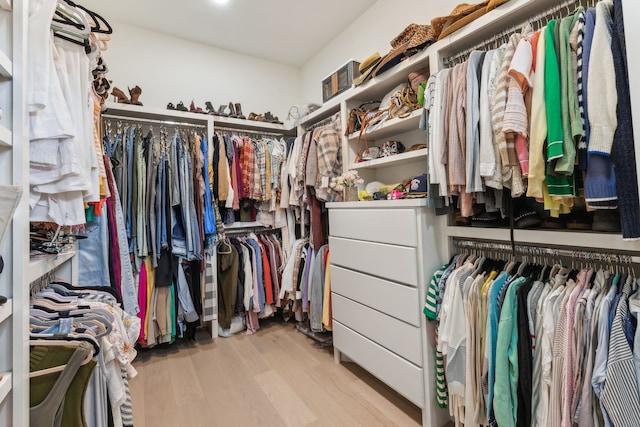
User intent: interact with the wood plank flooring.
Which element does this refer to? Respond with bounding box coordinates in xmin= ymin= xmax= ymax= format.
xmin=129 ymin=320 xmax=426 ymax=427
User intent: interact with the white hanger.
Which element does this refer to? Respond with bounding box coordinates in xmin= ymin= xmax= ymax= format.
xmin=28 ymin=340 xmax=94 ymax=378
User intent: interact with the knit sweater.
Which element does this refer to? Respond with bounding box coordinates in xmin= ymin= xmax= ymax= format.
xmin=527 ymin=29 xmax=548 ymax=199
xmin=587 ymin=2 xmax=617 ymax=156
xmin=611 ymin=0 xmax=640 ymax=239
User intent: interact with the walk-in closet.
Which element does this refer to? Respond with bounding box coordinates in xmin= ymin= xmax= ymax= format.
xmin=2 ymin=0 xmax=640 ymax=426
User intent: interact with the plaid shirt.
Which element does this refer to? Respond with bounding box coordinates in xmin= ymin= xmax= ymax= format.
xmin=240 ymin=137 xmax=254 ymax=197
xmin=261 ymin=140 xmax=272 ymax=201
xmin=252 ymin=140 xmax=265 ymax=200
xmin=315 ymin=114 xmax=343 ymax=202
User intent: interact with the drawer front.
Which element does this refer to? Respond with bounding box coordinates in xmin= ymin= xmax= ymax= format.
xmin=331 ymin=266 xmax=421 ymax=326
xmin=333 ymin=321 xmax=424 ymax=408
xmin=329 ymin=237 xmax=418 ymax=286
xmin=332 ymin=294 xmax=423 ymax=366
xmin=329 ymin=209 xmax=417 ymax=247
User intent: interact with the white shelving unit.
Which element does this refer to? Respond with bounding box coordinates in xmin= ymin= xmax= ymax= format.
xmin=0 ymin=299 xmax=12 ymax=325
xmin=346 ymin=109 xmax=422 ymax=143
xmin=0 ymin=49 xmax=12 ymax=78
xmin=27 ymin=250 xmax=78 ymax=285
xmin=0 ymin=373 xmax=12 ymax=405
xmin=1 ymin=0 xmax=29 ymax=425
xmin=102 ymin=103 xmax=295 ymax=340
xmin=350 ymin=148 xmax=427 ymax=170
xmin=0 ymin=125 xmax=11 ymax=147
xmin=307 ymin=1 xmax=640 ymax=426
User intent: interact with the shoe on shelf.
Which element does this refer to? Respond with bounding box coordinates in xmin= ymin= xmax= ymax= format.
xmin=128 ymin=85 xmax=143 ymax=106
xmin=228 ymin=102 xmax=238 ymax=118
xmin=112 ymin=87 xmax=130 ymax=104
xmin=248 ymin=112 xmax=258 ymax=121
xmin=167 ymin=102 xmax=175 ymax=110
xmin=217 ymin=104 xmax=228 ymax=117
xmin=189 ymin=101 xmax=203 ymax=113
xmin=176 ymin=101 xmax=188 ymax=112
xmin=205 ymin=101 xmax=217 ymax=115
xmin=234 ymin=103 xmax=246 ymax=120
xmin=264 ymin=111 xmax=283 ymax=124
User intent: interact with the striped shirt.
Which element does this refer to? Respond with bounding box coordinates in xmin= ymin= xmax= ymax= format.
xmin=601 ymin=277 xmax=640 ymax=427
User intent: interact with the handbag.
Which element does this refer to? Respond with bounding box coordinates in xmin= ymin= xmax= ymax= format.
xmin=345 ymin=101 xmax=381 ymax=136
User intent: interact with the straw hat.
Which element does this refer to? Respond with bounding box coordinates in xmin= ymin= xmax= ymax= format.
xmin=431 ymin=0 xmax=511 ymax=41
xmin=353 ymin=53 xmax=382 ymax=86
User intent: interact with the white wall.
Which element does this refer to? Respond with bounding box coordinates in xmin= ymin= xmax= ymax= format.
xmin=300 ymin=0 xmax=453 ymax=104
xmin=103 ymin=21 xmax=301 ymax=123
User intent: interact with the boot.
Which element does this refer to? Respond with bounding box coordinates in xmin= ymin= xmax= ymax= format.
xmin=228 ymin=102 xmax=237 ymax=118
xmin=128 ymin=85 xmax=143 ymax=106
xmin=205 ymin=101 xmax=217 ymax=115
xmin=234 ymin=103 xmax=246 ymax=120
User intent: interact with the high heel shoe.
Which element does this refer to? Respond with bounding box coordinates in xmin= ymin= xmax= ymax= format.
xmin=128 ymin=85 xmax=143 ymax=106
xmin=228 ymin=102 xmax=237 ymax=118
xmin=205 ymin=101 xmax=217 ymax=115
xmin=234 ymin=103 xmax=246 ymax=120
xmin=189 ymin=101 xmax=203 ymax=113
xmin=112 ymin=87 xmax=130 ymax=104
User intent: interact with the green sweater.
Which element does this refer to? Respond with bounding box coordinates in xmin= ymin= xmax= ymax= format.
xmin=493 ymin=277 xmax=526 ymax=427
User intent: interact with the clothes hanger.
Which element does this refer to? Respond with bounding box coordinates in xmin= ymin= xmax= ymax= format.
xmin=218 ymin=238 xmax=233 ymax=254
xmin=28 ymin=340 xmax=94 ymax=378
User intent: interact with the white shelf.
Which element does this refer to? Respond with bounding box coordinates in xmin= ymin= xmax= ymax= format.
xmin=0 ymin=124 xmax=11 ymax=147
xmin=0 ymin=299 xmax=12 ymax=325
xmin=445 ymin=226 xmax=640 ymax=252
xmin=327 ymin=199 xmax=429 ymax=209
xmin=0 ymin=0 xmax=12 ymax=11
xmin=350 ymin=148 xmax=428 ymax=170
xmin=104 ymin=101 xmax=212 ymax=124
xmin=224 ymin=221 xmax=267 ymax=230
xmin=28 ymin=250 xmax=76 ymax=285
xmin=0 ymin=49 xmax=12 ymax=78
xmin=347 ymin=109 xmax=422 ymax=143
xmin=298 ymin=97 xmax=343 ymax=128
xmin=214 ymin=114 xmax=293 ymax=134
xmin=0 ymin=373 xmax=11 ymax=405
xmin=433 ymin=0 xmax=558 ymax=57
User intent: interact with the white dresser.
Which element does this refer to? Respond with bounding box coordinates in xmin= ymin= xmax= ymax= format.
xmin=327 ymin=199 xmax=449 ymax=427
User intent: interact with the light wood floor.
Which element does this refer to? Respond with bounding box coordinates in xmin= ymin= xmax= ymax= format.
xmin=129 ymin=320 xmax=425 ymax=427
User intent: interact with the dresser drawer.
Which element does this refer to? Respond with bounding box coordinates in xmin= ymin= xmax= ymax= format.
xmin=331 ymin=265 xmax=421 ymax=326
xmin=333 ymin=321 xmax=424 ymax=408
xmin=332 ymin=294 xmax=423 ymax=366
xmin=329 ymin=209 xmax=417 ymax=247
xmin=329 ymin=237 xmax=418 ymax=286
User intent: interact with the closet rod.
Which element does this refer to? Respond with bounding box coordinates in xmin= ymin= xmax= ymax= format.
xmin=452 ymin=238 xmax=640 ymax=264
xmin=223 ymin=226 xmax=281 ymax=236
xmin=214 ymin=126 xmax=285 ymax=138
xmin=442 ymin=0 xmax=592 ymax=67
xmin=101 ymin=114 xmax=208 ymax=129
xmin=305 ymin=111 xmax=339 ymax=131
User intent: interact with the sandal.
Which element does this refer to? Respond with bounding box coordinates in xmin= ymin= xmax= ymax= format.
xmin=167 ymin=102 xmax=175 ymax=110
xmin=176 ymin=101 xmax=188 ymax=112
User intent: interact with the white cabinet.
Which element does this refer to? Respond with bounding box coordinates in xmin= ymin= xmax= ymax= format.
xmin=327 ymin=201 xmax=449 ymax=427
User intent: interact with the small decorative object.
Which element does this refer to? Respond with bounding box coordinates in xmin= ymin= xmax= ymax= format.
xmin=328 ymin=170 xmax=364 ymax=202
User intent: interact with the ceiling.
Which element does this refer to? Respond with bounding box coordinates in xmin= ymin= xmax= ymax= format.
xmin=82 ymin=0 xmax=379 ymax=67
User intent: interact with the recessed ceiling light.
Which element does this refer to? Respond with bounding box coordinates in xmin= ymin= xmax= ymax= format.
xmin=212 ymin=0 xmax=230 ymax=5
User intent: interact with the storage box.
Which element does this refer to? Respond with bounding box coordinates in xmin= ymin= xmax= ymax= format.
xmin=322 ymin=60 xmax=360 ymax=103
